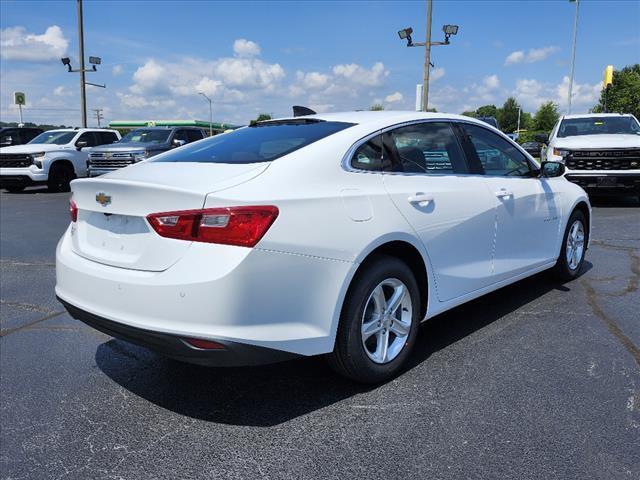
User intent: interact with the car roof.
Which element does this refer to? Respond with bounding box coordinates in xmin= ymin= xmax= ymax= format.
xmin=269 ymin=110 xmax=488 ymax=131
xmin=561 ymin=113 xmax=635 ymax=119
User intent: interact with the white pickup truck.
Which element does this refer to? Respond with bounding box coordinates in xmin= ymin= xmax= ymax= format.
xmin=541 ymin=113 xmax=640 ymax=200
xmin=0 ymin=128 xmax=120 ymax=192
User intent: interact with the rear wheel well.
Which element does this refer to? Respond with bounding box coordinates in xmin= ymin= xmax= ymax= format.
xmin=354 ymin=241 xmax=429 ymax=320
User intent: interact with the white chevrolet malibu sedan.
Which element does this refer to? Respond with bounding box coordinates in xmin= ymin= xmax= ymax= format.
xmin=56 ymin=111 xmax=591 ymax=383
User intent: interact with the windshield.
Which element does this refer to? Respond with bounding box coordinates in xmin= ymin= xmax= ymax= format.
xmin=28 ymin=131 xmax=76 ymax=145
xmin=152 ymin=120 xmax=355 ymax=164
xmin=119 ymin=129 xmax=172 ymax=144
xmin=558 ymin=116 xmax=640 ymax=137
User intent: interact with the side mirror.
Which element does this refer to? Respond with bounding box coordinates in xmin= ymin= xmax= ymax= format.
xmin=76 ymin=140 xmax=88 ymax=150
xmin=541 ymin=161 xmax=565 ymax=178
xmin=1 ymin=136 xmax=13 ymax=146
xmin=534 ymin=133 xmax=549 ymax=143
xmin=172 ymin=139 xmax=186 ymax=148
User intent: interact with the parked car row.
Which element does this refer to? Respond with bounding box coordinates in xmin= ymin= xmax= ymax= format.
xmin=0 ymin=126 xmax=206 ymax=192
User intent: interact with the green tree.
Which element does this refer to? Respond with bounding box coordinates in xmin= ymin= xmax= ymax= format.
xmin=370 ymin=103 xmax=385 ymax=111
xmin=497 ymin=97 xmax=521 ymax=133
xmin=519 ymin=112 xmax=533 ymax=130
xmin=255 ymin=113 xmax=272 ymax=122
xmin=533 ymin=101 xmax=560 ymax=131
xmin=476 ymin=104 xmax=498 ymax=118
xmin=593 ymin=64 xmax=640 ymax=118
xmin=461 ymin=110 xmax=477 ymax=118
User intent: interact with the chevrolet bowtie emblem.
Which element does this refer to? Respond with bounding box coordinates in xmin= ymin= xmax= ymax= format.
xmin=96 ymin=192 xmax=111 ymax=206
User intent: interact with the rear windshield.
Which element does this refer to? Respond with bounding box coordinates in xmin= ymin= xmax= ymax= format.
xmin=152 ymin=120 xmax=355 ymax=164
xmin=558 ymin=116 xmax=640 ymax=137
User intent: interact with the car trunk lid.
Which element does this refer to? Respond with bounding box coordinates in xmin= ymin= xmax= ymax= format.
xmin=70 ymin=162 xmax=269 ymax=271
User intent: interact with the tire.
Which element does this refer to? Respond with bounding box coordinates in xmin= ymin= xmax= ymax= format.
xmin=553 ymin=209 xmax=587 ymax=281
xmin=4 ymin=186 xmax=25 ymax=193
xmin=328 ymin=255 xmax=421 ymax=384
xmin=47 ymin=163 xmax=74 ymax=192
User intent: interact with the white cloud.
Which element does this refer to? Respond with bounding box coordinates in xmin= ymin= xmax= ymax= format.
xmin=131 ymin=59 xmax=166 ymax=93
xmin=0 ymin=25 xmax=69 ymax=62
xmin=112 ymin=64 xmax=123 ymax=76
xmin=233 ymin=39 xmax=261 ymax=57
xmin=514 ymin=76 xmax=601 ymax=113
xmin=483 ymin=74 xmax=500 ymax=90
xmin=505 ymin=46 xmax=559 ymax=65
xmin=295 ymin=71 xmax=330 ymax=89
xmin=385 ymin=92 xmax=403 ymax=103
xmin=431 ymin=67 xmax=445 ymax=82
xmin=53 ymin=85 xmax=71 ymax=97
xmin=332 ymin=62 xmax=389 ymax=86
xmin=195 ymin=77 xmax=222 ymax=97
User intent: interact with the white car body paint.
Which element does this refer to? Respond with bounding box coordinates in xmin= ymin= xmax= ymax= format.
xmin=56 ymin=111 xmax=591 ymax=360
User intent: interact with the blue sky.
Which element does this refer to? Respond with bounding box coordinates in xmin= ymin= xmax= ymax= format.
xmin=1 ymin=0 xmax=639 ymax=127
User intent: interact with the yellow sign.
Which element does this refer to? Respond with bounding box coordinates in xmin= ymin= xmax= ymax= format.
xmin=604 ymin=65 xmax=614 ymax=87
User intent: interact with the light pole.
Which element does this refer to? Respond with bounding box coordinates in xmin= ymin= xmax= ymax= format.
xmin=61 ymin=0 xmax=104 ymax=127
xmin=199 ymin=92 xmax=213 ymax=136
xmin=398 ymin=1 xmax=458 ymax=111
xmin=567 ymin=0 xmax=580 ymax=114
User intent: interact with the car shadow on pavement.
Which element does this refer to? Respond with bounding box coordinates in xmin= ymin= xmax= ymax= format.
xmin=95 ymin=263 xmax=591 ymax=427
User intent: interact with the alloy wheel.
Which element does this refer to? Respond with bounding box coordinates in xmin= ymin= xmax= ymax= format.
xmin=361 ymin=278 xmax=413 ymax=364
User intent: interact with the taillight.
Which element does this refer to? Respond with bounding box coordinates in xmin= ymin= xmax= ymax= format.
xmin=147 ymin=206 xmax=278 ymax=247
xmin=69 ymin=199 xmax=78 ymax=222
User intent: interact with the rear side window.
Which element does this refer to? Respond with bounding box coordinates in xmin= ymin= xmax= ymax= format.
xmin=98 ymin=132 xmax=118 ymax=145
xmin=187 ymin=129 xmax=204 ymax=142
xmin=387 ymin=122 xmax=468 ymax=174
xmin=350 ymin=135 xmax=394 ymax=172
xmin=153 ymin=120 xmax=354 ymax=164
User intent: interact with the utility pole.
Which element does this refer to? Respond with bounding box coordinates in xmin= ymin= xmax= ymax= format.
xmin=567 ymin=0 xmax=580 ymax=114
xmin=517 ymin=107 xmax=521 ymax=134
xmin=77 ymin=0 xmax=87 ymax=127
xmin=199 ymin=92 xmax=213 ymax=136
xmin=423 ymin=0 xmax=433 ymax=111
xmin=93 ymin=108 xmax=104 ymax=127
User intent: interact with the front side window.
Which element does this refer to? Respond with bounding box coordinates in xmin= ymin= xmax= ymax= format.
xmin=120 ymin=129 xmax=172 ymax=144
xmin=29 ymin=131 xmax=76 ymax=145
xmin=461 ymin=123 xmax=532 ymax=177
xmin=153 ymin=120 xmax=354 ymax=164
xmin=387 ymin=122 xmax=468 ymax=174
xmin=558 ymin=116 xmax=640 ymax=137
xmin=98 ymin=132 xmax=118 ymax=145
xmin=76 ymin=132 xmax=99 ymax=147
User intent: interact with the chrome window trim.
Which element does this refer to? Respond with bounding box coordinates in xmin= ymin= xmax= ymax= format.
xmin=341 ymin=118 xmax=539 ymax=178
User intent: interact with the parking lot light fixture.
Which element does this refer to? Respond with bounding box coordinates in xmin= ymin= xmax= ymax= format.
xmin=199 ymin=92 xmax=213 ymax=137
xmin=396 ymin=0 xmax=459 ymax=111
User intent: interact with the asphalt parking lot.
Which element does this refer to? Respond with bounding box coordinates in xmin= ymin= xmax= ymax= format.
xmin=1 ymin=188 xmax=639 ymax=480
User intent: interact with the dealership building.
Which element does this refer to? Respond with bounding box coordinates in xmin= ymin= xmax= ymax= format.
xmin=107 ymin=119 xmax=241 ymax=135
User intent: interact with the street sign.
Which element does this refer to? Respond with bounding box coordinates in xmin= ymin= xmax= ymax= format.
xmin=13 ymin=91 xmax=26 ymax=106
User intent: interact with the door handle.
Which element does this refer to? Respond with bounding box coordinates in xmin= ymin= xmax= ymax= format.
xmin=408 ymin=193 xmax=434 ymax=207
xmin=495 ymin=189 xmax=513 ymax=199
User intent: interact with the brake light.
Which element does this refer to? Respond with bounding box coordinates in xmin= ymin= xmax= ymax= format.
xmin=183 ymin=338 xmax=226 ymax=350
xmin=69 ymin=199 xmax=78 ymax=222
xmin=147 ymin=206 xmax=279 ymax=247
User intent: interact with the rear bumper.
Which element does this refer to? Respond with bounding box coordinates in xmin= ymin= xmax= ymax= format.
xmin=565 ymin=172 xmax=640 ymax=195
xmin=58 ymin=297 xmax=299 ymax=366
xmin=55 ymin=226 xmax=354 ymax=357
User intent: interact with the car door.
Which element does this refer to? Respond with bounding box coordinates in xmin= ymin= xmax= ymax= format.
xmin=72 ymin=132 xmax=100 ymax=176
xmin=382 ymin=121 xmax=497 ymax=302
xmin=458 ymin=122 xmax=561 ymax=282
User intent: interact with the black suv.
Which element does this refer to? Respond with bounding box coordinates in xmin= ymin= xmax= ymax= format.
xmin=0 ymin=127 xmax=44 ymax=147
xmin=87 ymin=127 xmax=207 ymax=176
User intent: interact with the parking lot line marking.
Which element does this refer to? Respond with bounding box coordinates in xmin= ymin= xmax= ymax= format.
xmin=0 ymin=310 xmax=66 ymax=338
